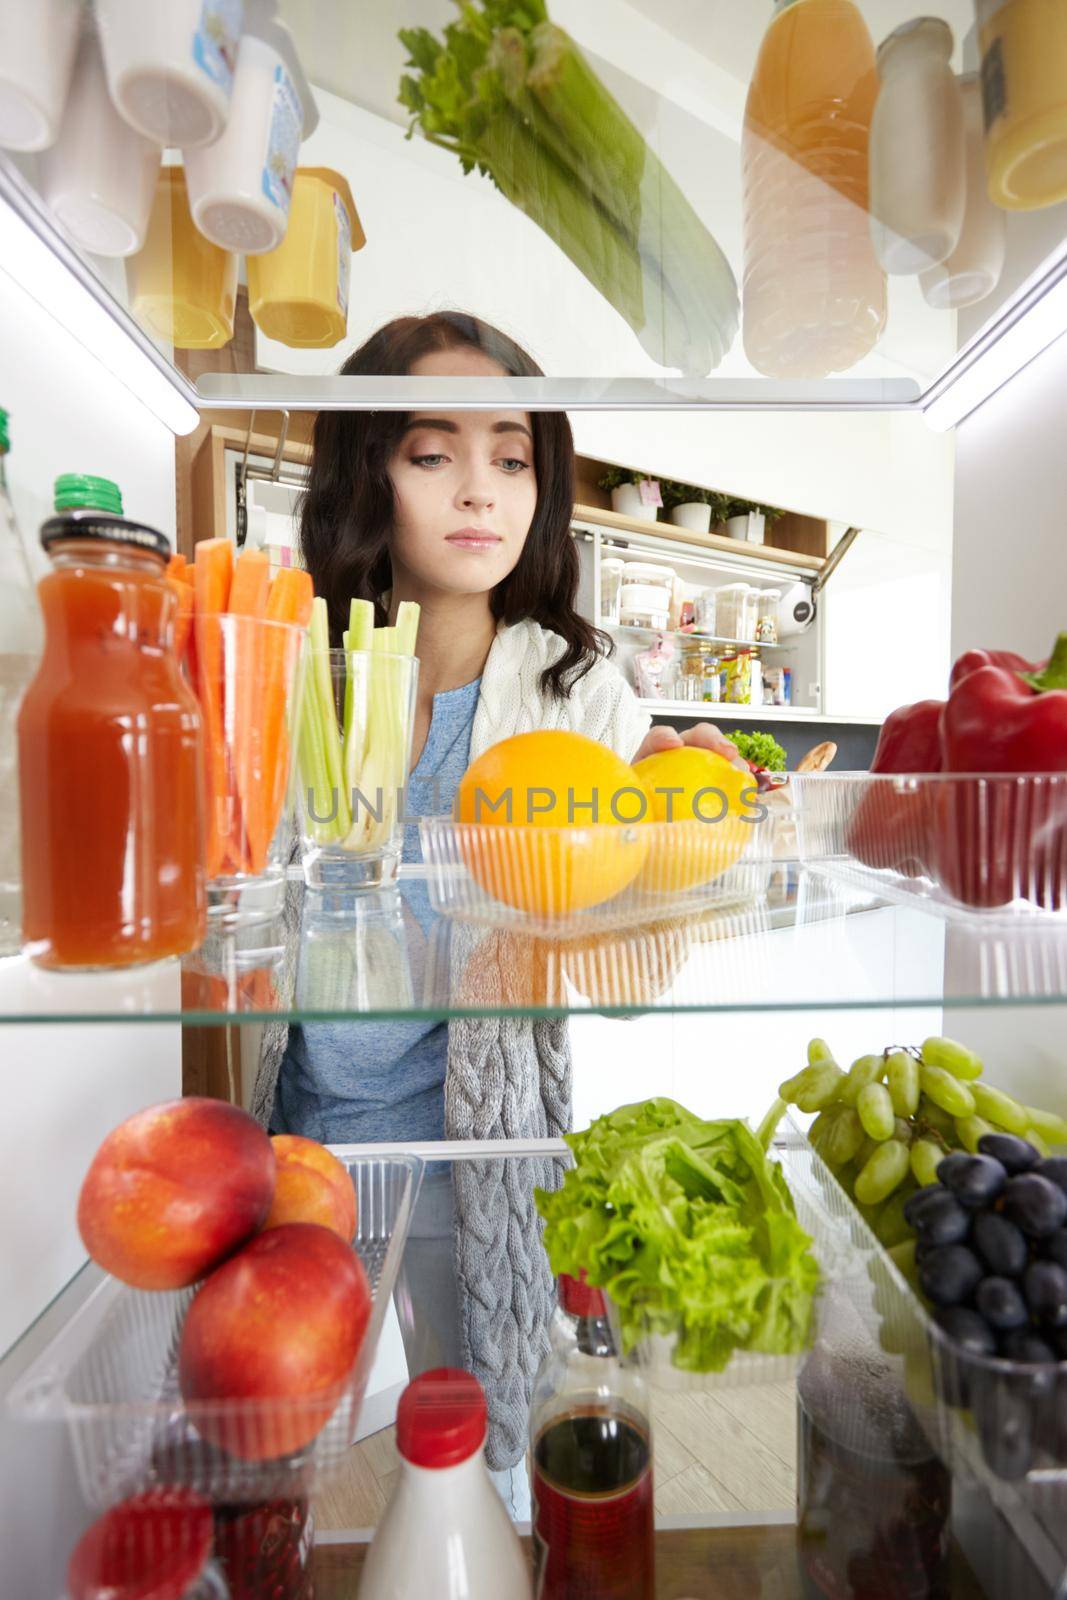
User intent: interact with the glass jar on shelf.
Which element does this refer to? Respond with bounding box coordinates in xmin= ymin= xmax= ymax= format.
xmin=677 ymin=645 xmax=705 ymax=702
xmin=700 ymin=647 xmax=722 ymax=703
xmin=714 ymin=584 xmax=751 ymax=641
xmin=693 ymin=588 xmax=717 ymax=635
xmin=599 ymin=557 xmax=625 ymax=625
xmin=755 ymin=590 xmax=781 ymax=645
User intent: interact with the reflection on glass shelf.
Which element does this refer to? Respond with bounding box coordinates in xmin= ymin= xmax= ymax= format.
xmin=4 ymin=867 xmax=1067 ymax=1024
xmin=3 ymin=1 xmax=1065 ymax=409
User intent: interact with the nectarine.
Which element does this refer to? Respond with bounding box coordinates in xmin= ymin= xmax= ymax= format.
xmin=178 ymin=1223 xmax=371 ymax=1460
xmin=262 ymin=1135 xmax=357 ymax=1242
xmin=77 ymin=1098 xmax=275 ymax=1290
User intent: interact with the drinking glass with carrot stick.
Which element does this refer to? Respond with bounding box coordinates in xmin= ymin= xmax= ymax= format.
xmin=183 ymin=542 xmax=311 ymax=925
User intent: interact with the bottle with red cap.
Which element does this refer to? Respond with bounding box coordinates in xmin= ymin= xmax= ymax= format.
xmin=67 ymin=1489 xmax=227 ymax=1599
xmin=360 ymin=1366 xmax=533 ymax=1599
xmin=530 ymin=1273 xmax=655 ymax=1600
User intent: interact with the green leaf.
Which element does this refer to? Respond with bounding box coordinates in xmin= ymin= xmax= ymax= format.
xmin=536 ymin=1098 xmax=819 ymax=1372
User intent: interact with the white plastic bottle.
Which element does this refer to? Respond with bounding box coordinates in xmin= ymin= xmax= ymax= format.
xmin=869 ymin=18 xmax=966 ymax=275
xmin=360 ymin=1368 xmax=533 ymax=1600
xmin=920 ymin=74 xmax=1007 ymax=309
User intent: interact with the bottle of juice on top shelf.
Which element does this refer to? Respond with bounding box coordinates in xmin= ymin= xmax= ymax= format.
xmin=976 ymin=0 xmax=1067 ymax=210
xmin=742 ymin=0 xmax=887 ymax=380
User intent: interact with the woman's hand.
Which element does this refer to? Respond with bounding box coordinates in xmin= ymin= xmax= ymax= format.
xmin=634 ymin=721 xmax=748 ymax=773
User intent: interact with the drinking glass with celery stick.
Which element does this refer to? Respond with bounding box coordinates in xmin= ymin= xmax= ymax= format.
xmin=298 ymin=598 xmax=421 ymax=891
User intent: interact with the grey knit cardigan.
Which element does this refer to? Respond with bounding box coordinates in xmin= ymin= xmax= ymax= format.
xmin=250 ymin=619 xmax=651 ymax=1467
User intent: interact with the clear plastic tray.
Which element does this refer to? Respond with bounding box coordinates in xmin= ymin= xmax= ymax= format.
xmin=782 ymin=1129 xmax=1067 ymax=1532
xmin=7 ymin=1155 xmax=423 ymax=1508
xmin=793 ymin=771 xmax=1067 ymax=919
xmin=419 ymin=812 xmax=776 ymax=937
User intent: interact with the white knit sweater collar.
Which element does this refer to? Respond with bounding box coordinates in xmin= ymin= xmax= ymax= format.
xmin=471 ymin=617 xmax=651 ymax=764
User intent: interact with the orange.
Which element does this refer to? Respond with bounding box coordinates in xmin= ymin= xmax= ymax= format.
xmin=632 ymin=747 xmax=753 ymax=893
xmin=455 ymin=730 xmax=650 ymax=915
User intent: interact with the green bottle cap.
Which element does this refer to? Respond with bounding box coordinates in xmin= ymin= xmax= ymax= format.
xmin=0 ymin=409 xmax=9 ymax=454
xmin=54 ymin=474 xmax=124 ymax=515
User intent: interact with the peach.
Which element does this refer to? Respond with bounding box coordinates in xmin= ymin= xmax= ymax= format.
xmin=77 ymin=1098 xmax=276 ymax=1290
xmin=178 ymin=1223 xmax=372 ymax=1459
xmin=262 ymin=1135 xmax=357 ymax=1242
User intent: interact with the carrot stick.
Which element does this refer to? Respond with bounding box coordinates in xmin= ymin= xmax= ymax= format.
xmin=167 ymin=553 xmax=189 ymax=584
xmin=169 ymin=578 xmax=195 ymax=668
xmin=193 ymin=539 xmax=235 ymax=878
xmin=228 ymin=551 xmax=271 ymax=873
xmin=245 ymin=568 xmax=314 ymax=872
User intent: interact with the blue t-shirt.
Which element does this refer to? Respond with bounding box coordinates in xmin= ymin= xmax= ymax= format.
xmin=273 ymin=678 xmax=480 ymax=1145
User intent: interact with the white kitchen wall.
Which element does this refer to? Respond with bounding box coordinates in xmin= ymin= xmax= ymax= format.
xmin=0 ymin=267 xmax=182 ymax=1357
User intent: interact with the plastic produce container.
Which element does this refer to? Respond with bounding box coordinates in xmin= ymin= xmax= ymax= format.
xmin=0 ymin=0 xmax=81 ymax=153
xmin=94 ymin=0 xmax=244 ymax=149
xmin=247 ymin=167 xmax=364 ymax=346
xmin=618 ymin=562 xmax=675 ymax=629
xmin=40 ymin=30 xmax=162 ymax=259
xmin=793 ymin=770 xmax=1067 ymax=918
xmin=420 ymin=809 xmax=776 ymax=938
xmin=184 ymin=10 xmax=318 ymax=254
xmin=128 ymin=167 xmax=238 ymax=350
xmin=7 ymin=1154 xmax=423 ymax=1509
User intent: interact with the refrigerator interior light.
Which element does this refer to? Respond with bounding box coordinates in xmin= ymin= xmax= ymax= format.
xmin=0 ymin=189 xmax=200 ymax=437
xmin=923 ymin=263 xmax=1067 ymax=432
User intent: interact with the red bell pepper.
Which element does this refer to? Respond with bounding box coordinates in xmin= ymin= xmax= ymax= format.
xmin=932 ymin=634 xmax=1067 ymax=909
xmin=948 ymin=647 xmax=1045 ymax=694
xmin=847 ymin=699 xmax=944 ymax=875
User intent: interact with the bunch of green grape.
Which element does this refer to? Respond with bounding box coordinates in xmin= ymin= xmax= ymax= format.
xmin=780 ymin=1036 xmax=1067 ymax=1261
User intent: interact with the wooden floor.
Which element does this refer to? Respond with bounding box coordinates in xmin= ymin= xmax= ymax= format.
xmin=315 ymin=1379 xmax=796 ymax=1530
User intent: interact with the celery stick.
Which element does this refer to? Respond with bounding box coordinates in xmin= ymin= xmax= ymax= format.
xmin=299 ymin=670 xmax=346 ymax=843
xmin=310 ymin=599 xmax=351 ymax=835
xmin=349 ymin=598 xmax=375 ymax=651
xmin=396 ymin=600 xmax=421 ymax=658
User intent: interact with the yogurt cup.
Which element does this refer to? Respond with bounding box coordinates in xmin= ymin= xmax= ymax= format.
xmin=183 ymin=6 xmax=318 ymax=254
xmin=95 ymin=0 xmax=244 ymax=149
xmin=40 ymin=29 xmax=162 ymax=258
xmin=0 ymin=0 xmax=81 ymax=153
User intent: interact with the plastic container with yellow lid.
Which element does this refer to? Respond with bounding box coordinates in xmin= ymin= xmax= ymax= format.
xmin=247 ymin=167 xmax=364 ymax=347
xmin=126 ymin=166 xmax=238 ymax=350
xmin=976 ymin=0 xmax=1067 ymax=210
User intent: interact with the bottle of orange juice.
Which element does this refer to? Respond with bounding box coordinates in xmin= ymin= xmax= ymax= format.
xmin=976 ymin=0 xmax=1067 ymax=210
xmin=742 ymin=0 xmax=887 ymax=380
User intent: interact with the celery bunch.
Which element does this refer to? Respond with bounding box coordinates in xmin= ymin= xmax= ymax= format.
xmin=299 ymin=598 xmax=420 ymax=854
xmin=398 ymin=2 xmax=739 ymax=377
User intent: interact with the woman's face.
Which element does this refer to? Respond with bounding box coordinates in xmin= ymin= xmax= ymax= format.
xmin=386 ymin=345 xmax=538 ymax=601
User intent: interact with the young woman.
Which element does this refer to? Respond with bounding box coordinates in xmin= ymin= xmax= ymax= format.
xmin=252 ymin=309 xmax=740 ymax=1488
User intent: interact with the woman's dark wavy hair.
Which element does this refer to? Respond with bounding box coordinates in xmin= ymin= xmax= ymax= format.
xmin=299 ymin=310 xmax=610 ymax=699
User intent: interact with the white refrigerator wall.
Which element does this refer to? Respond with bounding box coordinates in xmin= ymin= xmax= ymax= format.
xmin=0 ymin=268 xmax=181 ymax=1357
xmin=952 ymin=334 xmax=1067 ymax=658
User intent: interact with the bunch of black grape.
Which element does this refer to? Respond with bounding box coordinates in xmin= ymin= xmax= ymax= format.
xmin=907 ymin=1134 xmax=1067 ymax=1479
xmin=779 ymin=1036 xmax=1067 ymax=1256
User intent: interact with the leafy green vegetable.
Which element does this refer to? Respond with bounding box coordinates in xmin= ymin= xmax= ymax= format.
xmin=398 ymin=4 xmax=738 ymax=376
xmin=729 ymin=729 xmax=787 ymax=772
xmin=536 ymin=1098 xmax=820 ymax=1372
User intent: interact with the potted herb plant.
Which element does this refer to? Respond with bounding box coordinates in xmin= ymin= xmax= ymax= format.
xmin=598 ymin=467 xmax=661 ymax=523
xmin=660 ymin=480 xmax=717 ymax=534
xmin=722 ymin=497 xmax=786 ymax=545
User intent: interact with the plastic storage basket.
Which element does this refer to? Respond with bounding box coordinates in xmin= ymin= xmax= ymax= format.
xmin=8 ymin=1155 xmax=422 ymax=1508
xmin=793 ymin=771 xmax=1067 ymax=918
xmin=419 ymin=810 xmax=777 ymax=937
